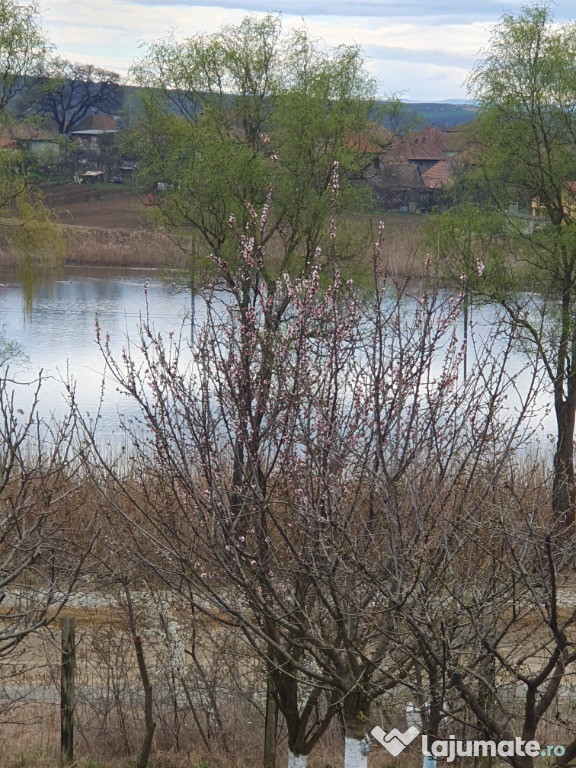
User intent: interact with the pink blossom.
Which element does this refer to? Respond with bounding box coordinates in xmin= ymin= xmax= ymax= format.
xmin=330 ymin=161 xmax=340 ymax=191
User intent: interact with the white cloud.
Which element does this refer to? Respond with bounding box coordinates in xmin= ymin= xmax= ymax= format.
xmin=106 ymin=0 xmax=528 ymax=20
xmin=38 ymin=0 xmax=575 ymax=100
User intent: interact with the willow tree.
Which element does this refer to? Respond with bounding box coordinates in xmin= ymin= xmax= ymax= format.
xmin=0 ymin=0 xmax=62 ymax=304
xmin=431 ymin=3 xmax=576 ymax=528
xmin=0 ymin=0 xmax=48 ymax=116
xmin=129 ymin=14 xmax=382 ymax=277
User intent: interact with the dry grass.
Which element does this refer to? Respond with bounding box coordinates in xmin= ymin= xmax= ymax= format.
xmin=0 ymin=224 xmax=189 ymax=269
xmin=378 ymin=214 xmax=426 ymax=278
xmin=60 ymin=225 xmax=190 ymax=268
xmin=0 ymin=462 xmax=566 ymax=768
xmin=55 ymin=213 xmax=427 ymax=276
xmin=0 ymin=208 xmax=427 ymax=275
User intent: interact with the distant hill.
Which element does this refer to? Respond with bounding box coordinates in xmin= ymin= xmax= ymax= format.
xmin=436 ymin=99 xmax=476 ymax=106
xmin=377 ymin=101 xmax=478 ymax=131
xmin=121 ymin=89 xmax=479 ymax=132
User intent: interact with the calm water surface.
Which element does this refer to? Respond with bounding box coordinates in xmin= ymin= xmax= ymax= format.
xmin=0 ymin=266 xmax=555 ymax=447
xmin=0 ymin=266 xmax=198 ymax=439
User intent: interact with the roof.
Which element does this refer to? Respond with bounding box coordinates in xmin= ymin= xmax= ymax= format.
xmin=70 ymin=129 xmax=118 ymax=136
xmin=74 ymin=114 xmax=118 ymax=131
xmin=385 ymin=124 xmax=472 ymax=163
xmin=374 ymin=162 xmax=423 ymax=189
xmin=348 ymin=124 xmax=393 ymax=153
xmin=421 ymin=160 xmax=453 ymax=189
xmin=0 ymin=122 xmax=59 ymax=144
xmin=441 ymin=125 xmax=473 ymax=154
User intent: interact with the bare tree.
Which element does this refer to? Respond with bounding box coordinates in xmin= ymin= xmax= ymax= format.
xmin=353 ymin=297 xmax=576 ymax=768
xmin=388 ymin=470 xmax=576 ymax=768
xmin=0 ymin=371 xmax=95 ymax=666
xmin=23 ymin=57 xmax=122 ymax=133
xmin=85 ymin=190 xmax=550 ymax=768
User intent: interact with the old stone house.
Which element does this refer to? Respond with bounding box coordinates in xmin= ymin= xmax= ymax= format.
xmin=366 ymin=124 xmax=472 ymax=212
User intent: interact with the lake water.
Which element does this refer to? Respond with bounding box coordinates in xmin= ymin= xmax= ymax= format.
xmin=0 ymin=265 xmax=556 ymax=449
xmin=0 ymin=266 xmax=200 ymax=442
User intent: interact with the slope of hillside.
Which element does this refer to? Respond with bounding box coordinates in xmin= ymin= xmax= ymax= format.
xmin=377 ymin=101 xmax=478 ymax=130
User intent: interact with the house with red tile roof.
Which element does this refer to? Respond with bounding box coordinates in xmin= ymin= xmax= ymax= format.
xmin=366 ymin=124 xmax=472 ymax=211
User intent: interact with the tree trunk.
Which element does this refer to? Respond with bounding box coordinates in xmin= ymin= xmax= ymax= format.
xmin=513 ymin=754 xmax=535 ymax=768
xmin=287 ymin=751 xmax=307 ymax=768
xmin=133 ymin=635 xmax=156 ymax=768
xmin=271 ymin=664 xmax=334 ymax=766
xmin=553 ymin=398 xmax=576 ymax=528
xmin=60 ymin=617 xmax=75 ymax=767
xmin=345 ymin=737 xmax=371 ymax=768
xmin=343 ymin=694 xmax=371 ymax=768
xmin=123 ymin=581 xmax=156 ymax=768
xmin=264 ymin=675 xmax=278 ymax=768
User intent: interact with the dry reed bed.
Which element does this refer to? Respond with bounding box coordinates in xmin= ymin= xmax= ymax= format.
xmin=0 ymin=212 xmax=426 ymax=274
xmin=61 ymin=226 xmax=190 ymax=268
xmin=0 ymin=225 xmax=189 ymax=269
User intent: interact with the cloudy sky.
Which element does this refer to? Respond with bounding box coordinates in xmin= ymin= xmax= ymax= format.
xmin=40 ymin=0 xmax=574 ymax=102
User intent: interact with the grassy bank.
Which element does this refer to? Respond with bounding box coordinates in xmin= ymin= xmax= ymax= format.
xmin=0 ymin=223 xmax=189 ymax=269
xmin=0 ymin=209 xmax=426 ymax=275
xmin=61 ymin=224 xmax=190 ymax=268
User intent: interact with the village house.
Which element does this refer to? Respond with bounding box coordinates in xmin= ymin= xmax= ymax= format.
xmin=0 ymin=121 xmax=62 ymax=162
xmin=366 ymin=124 xmax=472 ymax=212
xmin=68 ymin=114 xmax=119 ymax=152
xmin=531 ymin=181 xmax=576 ymax=220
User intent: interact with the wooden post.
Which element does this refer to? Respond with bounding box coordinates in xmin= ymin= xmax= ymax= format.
xmin=60 ymin=617 xmax=76 ymax=767
xmin=263 ymin=675 xmax=278 ymax=768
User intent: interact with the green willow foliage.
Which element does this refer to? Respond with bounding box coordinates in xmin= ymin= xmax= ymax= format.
xmin=0 ymin=1 xmax=64 ymax=309
xmin=128 ymin=14 xmax=382 ymax=279
xmin=427 ymin=3 xmax=576 ymax=528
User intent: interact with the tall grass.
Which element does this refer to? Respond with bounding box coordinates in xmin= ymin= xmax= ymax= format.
xmin=0 ymin=213 xmax=426 ymax=274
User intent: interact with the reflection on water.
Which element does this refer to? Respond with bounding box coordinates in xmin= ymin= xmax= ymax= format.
xmin=0 ymin=266 xmax=198 ymax=441
xmin=0 ymin=266 xmax=556 ymax=450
